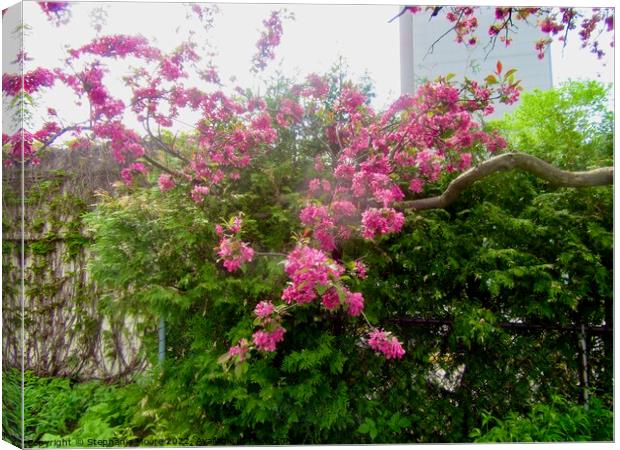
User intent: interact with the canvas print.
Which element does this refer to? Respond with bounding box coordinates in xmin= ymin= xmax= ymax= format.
xmin=2 ymin=1 xmax=614 ymax=446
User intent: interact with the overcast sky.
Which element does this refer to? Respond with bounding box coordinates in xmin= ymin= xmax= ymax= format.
xmin=2 ymin=1 xmax=615 ymax=134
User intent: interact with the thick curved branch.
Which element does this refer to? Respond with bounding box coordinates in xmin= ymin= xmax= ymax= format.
xmin=399 ymin=152 xmax=613 ymax=211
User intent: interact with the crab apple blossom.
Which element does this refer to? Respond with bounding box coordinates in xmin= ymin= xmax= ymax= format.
xmin=2 ymin=68 xmax=55 ymax=96
xmin=406 ymin=6 xmax=614 ymax=59
xmin=361 ymin=208 xmax=406 ymax=240
xmin=345 ymin=291 xmax=364 ymax=317
xmin=254 ymin=301 xmax=276 ymax=319
xmin=252 ymin=326 xmax=286 ymax=352
xmin=281 ymin=244 xmax=344 ymax=305
xmin=353 ymin=261 xmax=367 ymax=279
xmin=38 ymin=1 xmax=71 ymax=26
xmin=216 ymin=237 xmax=255 ymax=273
xmin=157 ymin=174 xmax=176 ymax=192
xmin=367 ymin=329 xmax=406 ymax=360
xmin=321 ymin=288 xmax=341 ymax=311
xmin=227 ymin=338 xmax=250 ymax=362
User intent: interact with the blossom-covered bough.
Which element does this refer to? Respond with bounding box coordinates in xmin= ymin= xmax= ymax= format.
xmin=3 ymin=3 xmax=614 ymax=366
xmin=393 ymin=6 xmax=614 ymax=59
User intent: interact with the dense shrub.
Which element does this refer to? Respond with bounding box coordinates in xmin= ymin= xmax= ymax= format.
xmin=67 ymin=80 xmax=614 ymax=443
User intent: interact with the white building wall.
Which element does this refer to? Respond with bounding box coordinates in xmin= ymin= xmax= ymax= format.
xmin=400 ymin=7 xmax=553 ymax=118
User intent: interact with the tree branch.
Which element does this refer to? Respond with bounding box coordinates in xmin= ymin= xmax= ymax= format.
xmin=144 ymin=114 xmax=190 ymax=163
xmin=35 ymin=125 xmax=91 ymax=152
xmin=399 ymin=152 xmax=613 ymax=211
xmin=140 ymin=153 xmax=181 ymax=177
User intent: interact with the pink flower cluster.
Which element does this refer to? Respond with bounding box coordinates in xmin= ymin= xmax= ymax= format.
xmin=251 ymin=10 xmax=289 ymax=72
xmin=3 ymin=129 xmax=38 ymax=167
xmin=321 ymin=288 xmax=340 ymax=310
xmin=92 ymin=122 xmax=146 ymax=182
xmin=281 ymin=244 xmax=344 ymax=304
xmin=275 ymin=98 xmax=304 ymax=126
xmin=254 ymin=300 xmax=276 ymax=318
xmin=159 ymin=43 xmax=199 ymax=81
xmin=120 ymin=162 xmax=148 ymax=185
xmin=346 ymin=292 xmax=364 ymax=317
xmin=299 ymin=203 xmax=336 ymax=251
xmin=251 ymin=300 xmax=287 ymax=352
xmin=361 ymin=208 xmax=405 ymax=240
xmin=158 ymin=174 xmax=176 ymax=192
xmin=320 ymin=287 xmax=364 ymax=316
xmin=353 ymin=261 xmax=367 ymax=279
xmin=191 ymin=185 xmax=210 ymax=203
xmin=214 ymin=216 xmax=255 ymax=272
xmin=69 ymin=34 xmax=161 ymax=60
xmin=38 ymin=2 xmax=71 ymax=26
xmin=83 ymin=64 xmax=126 ymax=120
xmin=33 ymin=122 xmax=60 ymax=142
xmin=2 ymin=68 xmax=55 ymax=96
xmin=301 ymin=74 xmax=330 ymax=99
xmin=408 ymin=7 xmax=614 ymax=59
xmin=227 ymin=338 xmax=250 ymax=362
xmin=367 ymin=329 xmax=406 ymax=360
xmin=216 ymin=237 xmax=254 ymax=272
xmin=252 ymin=326 xmax=286 ymax=352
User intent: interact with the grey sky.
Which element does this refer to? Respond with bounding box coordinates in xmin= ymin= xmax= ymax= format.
xmin=4 ymin=1 xmax=615 ymax=134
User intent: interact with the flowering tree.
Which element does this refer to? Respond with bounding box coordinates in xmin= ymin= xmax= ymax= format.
xmin=3 ymin=2 xmax=614 ymax=367
xmin=394 ymin=6 xmax=614 ymax=59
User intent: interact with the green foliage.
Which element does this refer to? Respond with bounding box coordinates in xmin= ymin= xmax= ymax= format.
xmin=471 ymin=395 xmax=613 ymax=442
xmin=1 ymin=369 xmax=147 ymax=447
xmin=488 ymin=80 xmax=613 ymax=169
xmin=2 ymin=369 xmax=22 ymax=447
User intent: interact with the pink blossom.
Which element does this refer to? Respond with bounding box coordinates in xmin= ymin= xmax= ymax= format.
xmin=69 ymin=34 xmax=160 ymax=60
xmin=120 ymin=168 xmax=133 ymax=185
xmin=409 ymin=178 xmax=425 ymax=193
xmin=158 ymin=174 xmax=176 ymax=192
xmin=353 ymin=261 xmax=367 ymax=279
xmin=314 ymin=155 xmax=325 ymax=171
xmin=321 ymin=288 xmax=340 ymax=310
xmin=217 ymin=237 xmax=254 ymax=272
xmin=278 ymin=98 xmax=304 ymax=125
xmin=252 ymin=326 xmax=286 ymax=352
xmin=334 ymin=163 xmax=356 ymax=180
xmin=368 ymin=329 xmax=406 ymax=360
xmin=33 ymin=122 xmax=60 ymax=141
xmin=299 ymin=204 xmax=337 ymax=251
xmin=38 ymin=2 xmax=71 ymax=25
xmin=337 ymin=87 xmax=366 ymax=112
xmin=281 ymin=244 xmax=344 ymax=304
xmin=228 ymin=338 xmax=250 ymax=361
xmin=251 ymin=11 xmax=288 ymax=72
xmin=345 ymin=291 xmax=364 ymax=317
xmin=2 ymin=68 xmax=55 ymax=96
xmin=303 ymin=74 xmax=330 ymax=98
xmin=459 ymin=152 xmax=473 ymax=170
xmin=331 ymin=200 xmax=357 ymax=218
xmin=308 ymin=178 xmax=322 ymax=194
xmin=230 ymin=216 xmax=243 ymax=234
xmin=191 ymin=185 xmax=210 ymax=203
xmin=361 ymin=208 xmax=406 ymax=239
xmin=3 ymin=129 xmax=39 ymax=167
xmin=254 ymin=301 xmax=275 ymax=318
